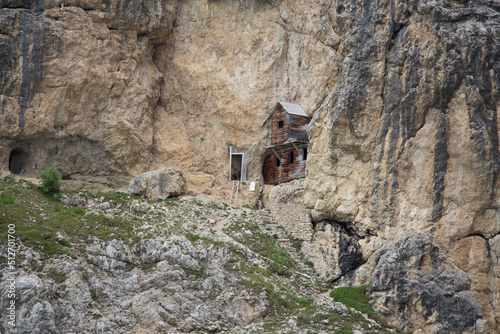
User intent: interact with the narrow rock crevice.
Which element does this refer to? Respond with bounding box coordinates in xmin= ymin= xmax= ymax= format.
xmin=431 ymin=114 xmax=450 ymax=222
xmin=313 ymin=219 xmax=369 ymax=278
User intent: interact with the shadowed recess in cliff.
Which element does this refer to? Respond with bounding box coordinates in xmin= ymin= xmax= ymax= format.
xmin=317 ymin=220 xmax=368 ymax=278
xmin=5 ymin=137 xmax=113 ymax=177
xmin=431 ymin=113 xmax=449 ymax=223
xmin=17 ymin=13 xmax=48 ymax=131
xmin=0 ymin=12 xmax=18 ymax=96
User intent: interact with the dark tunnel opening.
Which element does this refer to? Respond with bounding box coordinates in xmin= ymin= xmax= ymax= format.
xmin=9 ymin=149 xmax=29 ymax=174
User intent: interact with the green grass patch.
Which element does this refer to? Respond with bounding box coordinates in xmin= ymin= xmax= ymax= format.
xmin=92 ymin=312 xmax=103 ymax=319
xmin=187 ymin=233 xmax=201 ymax=243
xmin=224 ymin=219 xmax=296 ymax=277
xmin=0 ymin=182 xmax=141 ymax=257
xmin=89 ymin=287 xmax=99 ymax=301
xmin=329 ymin=285 xmax=376 ymax=317
xmin=73 ymin=207 xmax=85 ymax=215
xmin=182 ymin=267 xmax=204 ymax=278
xmin=289 ymin=236 xmax=303 ymax=251
xmin=141 ymin=263 xmax=156 ymax=271
xmin=47 ymin=268 xmax=67 ymax=283
xmin=0 ymin=193 xmax=15 ymax=204
xmin=57 ymin=238 xmax=72 ymax=248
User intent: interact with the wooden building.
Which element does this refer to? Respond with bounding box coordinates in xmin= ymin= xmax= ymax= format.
xmin=262 ymin=102 xmax=311 ymax=185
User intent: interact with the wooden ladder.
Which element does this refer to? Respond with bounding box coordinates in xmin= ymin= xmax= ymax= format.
xmin=230 ymin=180 xmax=239 ymax=205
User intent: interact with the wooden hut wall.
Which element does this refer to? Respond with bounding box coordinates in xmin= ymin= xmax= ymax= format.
xmin=262 ymin=154 xmax=279 ymax=185
xmin=262 ymin=146 xmax=307 ymax=184
xmin=288 ymin=115 xmax=310 ymax=142
xmin=270 ymin=106 xmax=289 ymax=145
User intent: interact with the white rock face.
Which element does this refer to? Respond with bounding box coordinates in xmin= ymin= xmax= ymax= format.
xmin=128 ymin=168 xmax=187 ymax=199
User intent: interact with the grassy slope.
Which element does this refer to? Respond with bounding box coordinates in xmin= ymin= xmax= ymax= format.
xmin=0 ymin=178 xmax=404 ymax=334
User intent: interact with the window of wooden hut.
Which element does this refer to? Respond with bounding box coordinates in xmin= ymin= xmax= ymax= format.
xmin=302 ymin=147 xmax=307 ymax=161
xmin=278 ymin=121 xmax=284 ymax=129
xmin=289 ymin=151 xmax=294 ymax=164
xmin=276 ymin=157 xmax=281 ymax=167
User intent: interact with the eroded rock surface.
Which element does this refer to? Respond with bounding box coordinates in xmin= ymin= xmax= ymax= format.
xmin=366 ymin=234 xmax=482 ymax=333
xmin=0 ymin=0 xmax=178 ymax=178
xmin=301 ymin=1 xmax=500 ymax=331
xmin=128 ymin=168 xmax=187 ymax=199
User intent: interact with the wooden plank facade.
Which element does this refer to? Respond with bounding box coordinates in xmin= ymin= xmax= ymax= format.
xmin=263 ymin=145 xmax=308 ymax=185
xmin=263 ymin=102 xmax=311 ymax=185
xmin=271 ymin=106 xmax=289 ymax=145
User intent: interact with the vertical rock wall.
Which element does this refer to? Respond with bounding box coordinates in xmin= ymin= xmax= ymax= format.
xmin=152 ymin=0 xmax=338 ymax=195
xmin=303 ymin=0 xmax=500 ymax=331
xmin=2 ymin=0 xmax=500 ymax=332
xmin=0 ymin=0 xmax=178 ymax=178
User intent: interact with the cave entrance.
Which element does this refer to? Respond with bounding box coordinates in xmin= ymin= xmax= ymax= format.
xmin=9 ymin=149 xmax=29 ymax=174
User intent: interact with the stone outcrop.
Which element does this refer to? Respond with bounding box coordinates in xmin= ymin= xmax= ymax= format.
xmin=128 ymin=168 xmax=187 ymax=199
xmin=0 ymin=188 xmax=400 ymax=334
xmin=1 ymin=240 xmax=271 ymax=333
xmin=301 ymin=220 xmax=365 ymax=283
xmin=366 ymin=234 xmax=483 ymax=333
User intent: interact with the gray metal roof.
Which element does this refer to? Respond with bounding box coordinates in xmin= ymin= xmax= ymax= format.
xmin=279 ymin=102 xmax=309 ymax=117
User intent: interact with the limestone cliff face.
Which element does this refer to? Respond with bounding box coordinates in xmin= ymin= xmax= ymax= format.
xmin=2 ymin=0 xmax=500 ymax=332
xmin=0 ymin=0 xmax=177 ymax=178
xmin=151 ymin=0 xmax=338 ymax=194
xmin=301 ymin=1 xmax=500 ymax=331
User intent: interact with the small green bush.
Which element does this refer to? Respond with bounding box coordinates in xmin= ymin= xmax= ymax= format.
xmin=182 ymin=267 xmax=204 ymax=277
xmin=57 ymin=238 xmax=72 ymax=247
xmin=92 ymin=313 xmax=103 ymax=319
xmin=305 ymin=260 xmax=315 ymax=269
xmin=90 ymin=287 xmax=99 ymax=301
xmin=40 ymin=167 xmax=62 ymax=195
xmin=187 ymin=233 xmax=201 ymax=242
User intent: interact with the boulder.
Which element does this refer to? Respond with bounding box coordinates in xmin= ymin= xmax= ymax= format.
xmin=128 ymin=168 xmax=187 ymax=199
xmin=366 ymin=233 xmax=483 ymax=333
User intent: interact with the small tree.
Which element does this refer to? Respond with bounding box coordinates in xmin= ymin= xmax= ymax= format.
xmin=40 ymin=167 xmax=62 ymax=195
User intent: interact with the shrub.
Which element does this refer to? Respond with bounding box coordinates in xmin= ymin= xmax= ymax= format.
xmin=40 ymin=167 xmax=62 ymax=195
xmin=187 ymin=233 xmax=201 ymax=242
xmin=90 ymin=287 xmax=99 ymax=301
xmin=57 ymin=238 xmax=72 ymax=247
